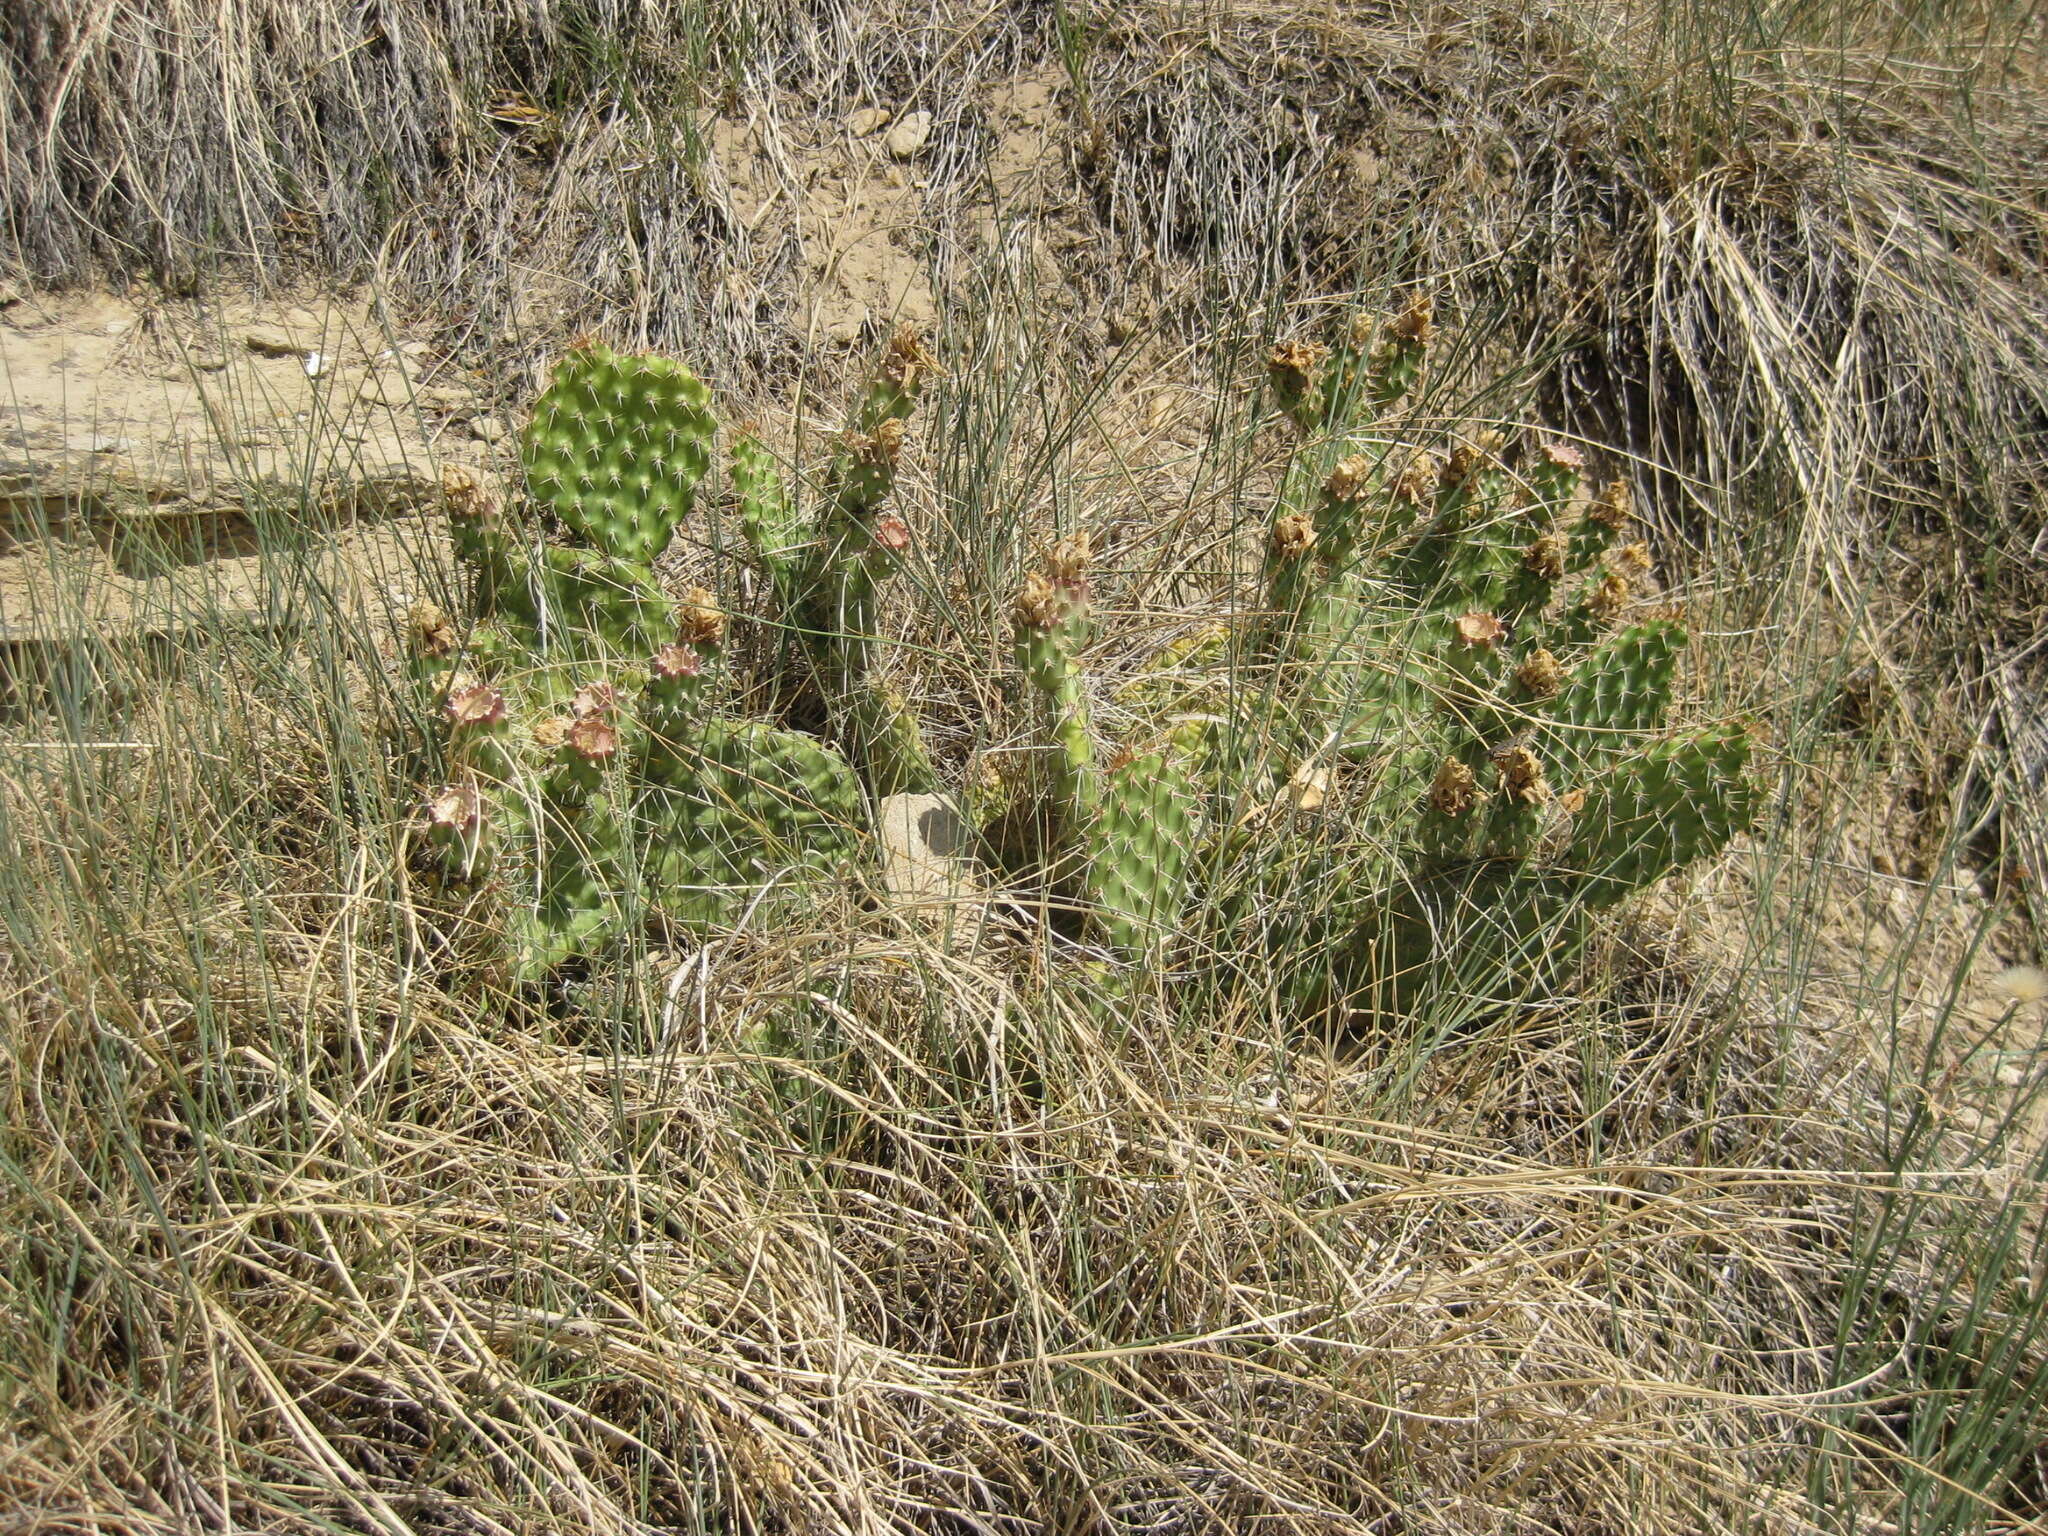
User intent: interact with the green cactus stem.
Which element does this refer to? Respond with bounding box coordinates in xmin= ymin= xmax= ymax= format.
xmin=1013 ymin=534 xmax=1101 ymax=856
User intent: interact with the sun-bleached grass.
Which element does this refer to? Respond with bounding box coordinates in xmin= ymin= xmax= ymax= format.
xmin=3 ymin=1 xmax=2046 ymax=1528
xmin=3 ymin=273 xmax=2045 ymax=1532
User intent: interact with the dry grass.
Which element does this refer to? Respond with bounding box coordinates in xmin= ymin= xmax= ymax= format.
xmin=3 ymin=0 xmax=2047 ymax=1531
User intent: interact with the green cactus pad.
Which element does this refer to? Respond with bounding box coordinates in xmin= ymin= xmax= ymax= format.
xmin=1087 ymin=741 xmax=1201 ymax=959
xmin=733 ymin=432 xmax=806 ymax=603
xmin=1562 ymin=724 xmax=1757 ymax=905
xmin=522 ymin=345 xmax=716 ymax=563
xmin=640 ymin=719 xmax=864 ymax=929
xmin=1552 ymin=620 xmax=1684 ymax=745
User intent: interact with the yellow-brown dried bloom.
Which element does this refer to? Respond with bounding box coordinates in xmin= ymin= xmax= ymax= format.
xmin=1495 ymin=745 xmax=1551 ymax=806
xmin=676 ymin=586 xmax=727 ymax=648
xmin=882 ymin=326 xmax=940 ymax=393
xmin=1523 ymin=533 xmax=1567 ymax=581
xmin=1392 ymin=451 xmax=1440 ymax=505
xmin=409 ymin=599 xmax=457 ymax=657
xmin=1385 ymin=291 xmax=1434 ymax=347
xmin=1047 ymin=530 xmax=1093 ymax=586
xmin=440 ymin=461 xmax=495 ymax=520
xmin=1612 ymin=540 xmax=1653 ymax=579
xmin=1584 ymin=569 xmax=1631 ymax=624
xmin=1268 ymin=339 xmax=1326 ymax=385
xmin=445 ymin=681 xmax=506 ymax=728
xmin=1325 ymin=453 xmax=1372 ymax=502
xmin=532 ymin=716 xmax=572 ymax=751
xmin=1590 ymin=478 xmax=1632 ymax=530
xmin=1013 ymin=570 xmax=1062 ymax=630
xmin=1429 ymin=757 xmax=1479 ymax=817
xmin=1454 ymin=611 xmax=1506 ymax=649
xmin=1442 ymin=430 xmax=1507 ymax=492
xmin=1515 ymin=648 xmax=1565 ymax=698
xmin=1271 ymin=511 xmax=1316 ymax=560
xmin=1540 ymin=440 xmax=1586 ymax=472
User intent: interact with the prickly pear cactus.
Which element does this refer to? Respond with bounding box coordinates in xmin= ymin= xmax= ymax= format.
xmin=997 ymin=298 xmax=1758 ymax=1009
xmin=731 ymin=329 xmax=942 ymax=795
xmin=412 ymin=348 xmax=864 ymax=979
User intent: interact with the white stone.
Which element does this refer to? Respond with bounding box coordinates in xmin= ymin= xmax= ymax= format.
xmin=885 ymin=110 xmax=933 ymax=160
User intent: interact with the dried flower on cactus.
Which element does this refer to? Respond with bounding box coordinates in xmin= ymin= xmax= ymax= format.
xmin=1523 ymin=533 xmax=1567 ymax=580
xmin=1540 ymin=440 xmax=1586 ymax=472
xmin=1495 ymin=745 xmax=1551 ymax=806
xmin=1047 ymin=530 xmax=1093 ymax=586
xmin=440 ymin=461 xmax=495 ymax=520
xmin=409 ymin=600 xmax=458 ymax=657
xmin=1454 ymin=611 xmax=1506 ymax=650
xmin=1429 ymin=757 xmax=1479 ymax=817
xmin=1612 ymin=541 xmax=1653 ymax=578
xmin=882 ymin=327 xmax=939 ymax=392
xmin=426 ymin=781 xmax=481 ymax=833
xmin=1014 ymin=571 xmax=1064 ymax=630
xmin=532 ymin=716 xmax=572 ymax=751
xmin=1515 ymin=648 xmax=1565 ymax=698
xmin=1271 ymin=511 xmax=1316 ymax=560
xmin=1325 ymin=454 xmax=1372 ymax=503
xmin=1591 ymin=479 xmax=1632 ymax=530
xmin=676 ymin=586 xmax=727 ymax=648
xmin=1393 ymin=451 xmax=1440 ymax=505
xmin=873 ymin=513 xmax=913 ymax=555
xmin=1584 ymin=569 xmax=1632 ymax=624
xmin=847 ymin=416 xmax=907 ymax=470
xmin=568 ymin=717 xmax=620 ymax=761
xmin=651 ymin=643 xmax=702 ymax=681
xmin=1268 ymin=340 xmax=1326 ymax=393
xmin=445 ymin=682 xmax=506 ymax=728
xmin=1385 ymin=291 xmax=1434 ymax=347
xmin=571 ymin=681 xmax=616 ymax=720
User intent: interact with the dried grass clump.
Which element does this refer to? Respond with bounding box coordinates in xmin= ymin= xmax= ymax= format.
xmin=0 ymin=674 xmax=1940 ymax=1530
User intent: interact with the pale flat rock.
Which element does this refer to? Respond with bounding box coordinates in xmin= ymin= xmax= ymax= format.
xmin=876 ymin=793 xmax=981 ymax=914
xmin=885 ymin=110 xmax=933 ymax=160
xmin=243 ymin=326 xmax=301 ymax=357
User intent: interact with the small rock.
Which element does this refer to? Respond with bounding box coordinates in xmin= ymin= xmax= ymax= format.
xmin=303 ymin=351 xmax=329 ymax=378
xmin=186 ymin=350 xmax=229 ymax=372
xmin=244 ymin=326 xmax=299 ymax=357
xmin=876 ymin=793 xmax=980 ymax=913
xmin=284 ymin=306 xmax=320 ymax=328
xmin=885 ymin=110 xmax=933 ymax=160
xmin=846 ymin=107 xmax=890 ymax=137
xmin=1997 ymin=1063 xmax=2029 ymax=1088
xmin=420 ymin=384 xmax=476 ymax=412
xmin=103 ymin=319 xmax=129 ymax=336
xmin=398 ymin=339 xmax=433 ymax=359
xmin=0 ymin=282 xmax=21 ymax=307
xmin=89 ymin=436 xmax=131 ymax=454
xmin=468 ymin=414 xmax=508 ymax=444
xmin=357 ymin=373 xmax=413 ymax=406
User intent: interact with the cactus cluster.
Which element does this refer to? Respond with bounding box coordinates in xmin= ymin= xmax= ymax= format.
xmin=999 ymin=295 xmax=1757 ymax=1007
xmin=732 ymin=328 xmax=941 ymax=796
xmin=410 ymin=306 xmax=1755 ymax=1014
xmin=414 ymin=346 xmax=862 ymax=977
